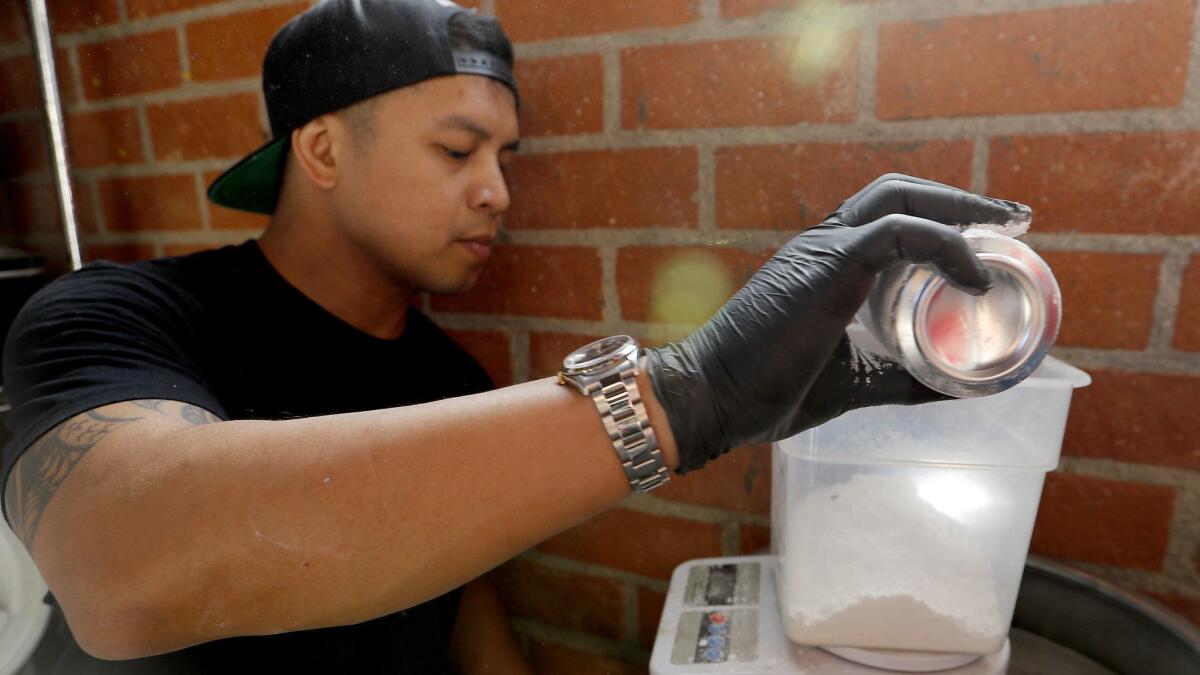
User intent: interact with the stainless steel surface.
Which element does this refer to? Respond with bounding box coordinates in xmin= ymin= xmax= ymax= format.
xmin=26 ymin=0 xmax=82 ymax=271
xmin=1012 ymin=556 xmax=1200 ymax=675
xmin=859 ymin=230 xmax=1061 ymax=397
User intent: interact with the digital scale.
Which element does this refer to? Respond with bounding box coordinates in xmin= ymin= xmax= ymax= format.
xmin=649 ymin=556 xmax=1010 ymax=674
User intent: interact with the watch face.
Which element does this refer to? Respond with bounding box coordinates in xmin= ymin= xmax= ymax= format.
xmin=565 ymin=335 xmax=636 ymax=373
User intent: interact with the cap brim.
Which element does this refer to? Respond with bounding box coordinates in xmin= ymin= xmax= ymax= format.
xmin=207 ymin=136 xmax=288 ymax=215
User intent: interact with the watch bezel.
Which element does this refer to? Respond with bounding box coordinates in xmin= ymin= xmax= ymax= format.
xmin=562 ymin=335 xmax=639 ymax=377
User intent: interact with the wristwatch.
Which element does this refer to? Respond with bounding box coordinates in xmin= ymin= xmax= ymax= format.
xmin=558 ymin=335 xmax=671 ymax=493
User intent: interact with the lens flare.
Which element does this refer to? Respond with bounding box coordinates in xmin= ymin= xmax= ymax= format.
xmin=779 ymin=0 xmax=858 ymax=84
xmin=650 ymin=250 xmax=733 ymax=328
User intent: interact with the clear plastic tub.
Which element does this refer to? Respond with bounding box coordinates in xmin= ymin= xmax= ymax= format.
xmin=771 ymin=347 xmax=1090 ymax=655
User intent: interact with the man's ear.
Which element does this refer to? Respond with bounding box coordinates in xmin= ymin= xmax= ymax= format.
xmin=290 ymin=117 xmax=340 ymax=190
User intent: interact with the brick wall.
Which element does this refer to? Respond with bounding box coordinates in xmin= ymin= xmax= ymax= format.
xmin=2 ymin=0 xmax=1199 ymax=669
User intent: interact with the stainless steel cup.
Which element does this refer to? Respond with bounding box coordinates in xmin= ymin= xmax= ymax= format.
xmin=856 ymin=229 xmax=1062 ymax=398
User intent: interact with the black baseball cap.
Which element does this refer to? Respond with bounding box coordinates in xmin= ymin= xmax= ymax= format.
xmin=207 ymin=0 xmax=518 ymax=215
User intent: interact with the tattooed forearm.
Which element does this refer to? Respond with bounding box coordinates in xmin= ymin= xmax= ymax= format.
xmin=181 ymin=404 xmax=221 ymax=426
xmin=5 ymin=408 xmax=143 ymax=549
xmin=4 ymin=400 xmax=224 ymax=551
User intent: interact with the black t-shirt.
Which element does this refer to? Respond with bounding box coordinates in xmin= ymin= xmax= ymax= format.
xmin=1 ymin=240 xmax=494 ymax=673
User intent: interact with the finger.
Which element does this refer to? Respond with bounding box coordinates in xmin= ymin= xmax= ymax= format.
xmin=832 ymin=172 xmax=973 ymax=218
xmin=855 ymin=214 xmax=991 ymax=294
xmin=847 ymin=179 xmax=1030 ymax=231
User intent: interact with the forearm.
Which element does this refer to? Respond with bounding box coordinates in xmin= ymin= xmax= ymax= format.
xmin=33 ymin=372 xmax=676 ymax=658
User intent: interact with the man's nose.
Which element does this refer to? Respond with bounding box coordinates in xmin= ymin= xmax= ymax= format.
xmin=470 ymin=160 xmax=511 ymax=215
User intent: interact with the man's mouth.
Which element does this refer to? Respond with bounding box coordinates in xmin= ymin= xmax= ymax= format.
xmin=458 ymin=234 xmax=496 ymax=261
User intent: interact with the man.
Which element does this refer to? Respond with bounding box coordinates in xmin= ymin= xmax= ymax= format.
xmin=0 ymin=0 xmax=1029 ymax=672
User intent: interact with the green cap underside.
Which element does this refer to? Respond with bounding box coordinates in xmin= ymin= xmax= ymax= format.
xmin=207 ymin=136 xmax=289 ymax=215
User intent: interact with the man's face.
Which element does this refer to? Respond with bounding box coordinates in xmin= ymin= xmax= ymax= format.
xmin=329 ymin=75 xmax=519 ymax=295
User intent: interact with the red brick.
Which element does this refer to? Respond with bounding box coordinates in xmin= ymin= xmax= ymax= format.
xmin=529 ymin=332 xmax=605 ymax=380
xmin=496 ymin=0 xmax=697 ymax=42
xmin=187 ymin=4 xmax=307 ymax=82
xmin=67 ymin=108 xmax=143 ymax=168
xmin=740 ymin=524 xmax=771 ymax=555
xmin=79 ymin=31 xmax=181 ymax=100
xmin=622 ymin=36 xmax=857 ymax=129
xmin=1038 ymin=251 xmax=1160 ymax=350
xmin=443 ymin=329 xmax=512 ymax=387
xmin=1142 ymin=591 xmax=1200 ymax=628
xmin=1063 ymin=370 xmax=1200 ymax=471
xmin=1174 ymin=257 xmax=1200 ymax=351
xmin=0 ymin=3 xmax=24 ymax=44
xmin=716 ymin=140 xmax=973 ymax=230
xmin=0 ymin=56 xmax=40 ymax=114
xmin=5 ymin=181 xmax=59 ymax=236
xmin=47 ymin=0 xmax=120 ymax=33
xmin=128 ymin=0 xmax=227 ymax=20
xmin=616 ymin=246 xmax=772 ymax=324
xmin=539 ymin=508 xmax=724 ymax=580
xmin=97 ymin=174 xmax=202 ymax=231
xmin=657 ymin=444 xmax=771 ymax=514
xmin=506 ymin=148 xmax=697 ymax=229
xmin=491 ymin=559 xmax=626 ymax=640
xmin=637 ymin=587 xmax=667 ymax=649
xmin=877 ymin=1 xmax=1193 ymax=119
xmin=147 ymin=93 xmax=264 ymax=161
xmin=528 ymin=642 xmax=644 ymax=675
xmin=988 ymin=132 xmax=1200 ymax=235
xmin=85 ymin=242 xmax=159 ymax=264
xmin=430 ymin=245 xmax=603 ymax=320
xmin=0 ymin=118 xmax=48 ymax=179
xmin=515 ymin=54 xmax=603 ymax=137
xmin=1031 ymin=472 xmax=1175 ymax=571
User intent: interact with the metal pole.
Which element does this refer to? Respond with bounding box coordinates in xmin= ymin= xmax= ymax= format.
xmin=26 ymin=0 xmax=82 ymax=271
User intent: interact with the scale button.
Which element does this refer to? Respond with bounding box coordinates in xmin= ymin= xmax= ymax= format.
xmin=703 ymin=647 xmax=723 ymax=662
xmin=709 ymin=612 xmax=727 ymax=624
xmin=708 ymin=623 xmax=729 ymax=636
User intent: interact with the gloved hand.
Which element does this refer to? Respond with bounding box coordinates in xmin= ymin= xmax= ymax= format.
xmin=645 ymin=174 xmax=1032 ymax=472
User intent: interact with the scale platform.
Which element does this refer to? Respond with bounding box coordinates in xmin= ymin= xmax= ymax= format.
xmin=649 ymin=555 xmax=1010 ymax=674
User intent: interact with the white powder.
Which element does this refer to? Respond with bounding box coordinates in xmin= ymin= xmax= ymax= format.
xmin=781 ymin=473 xmax=1006 ymax=654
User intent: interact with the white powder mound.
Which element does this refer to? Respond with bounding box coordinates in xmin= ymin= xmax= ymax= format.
xmin=781 ymin=473 xmax=1006 ymax=654
xmin=959 ymin=216 xmax=1030 ymax=238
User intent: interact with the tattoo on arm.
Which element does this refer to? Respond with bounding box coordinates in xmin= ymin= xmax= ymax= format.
xmin=4 ymin=400 xmax=223 ymax=551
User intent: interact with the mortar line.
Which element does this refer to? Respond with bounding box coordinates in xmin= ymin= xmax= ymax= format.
xmin=176 ymin=25 xmax=190 ymax=86
xmin=721 ymin=522 xmax=742 ymax=557
xmin=971 ymin=136 xmax=990 ymax=194
xmin=1057 ymin=456 xmax=1200 ymax=489
xmin=622 ymin=581 xmax=640 ymax=645
xmin=54 ymin=0 xmax=306 ymax=47
xmin=194 ymin=172 xmax=212 ymax=231
xmin=476 ymin=0 xmax=496 ymax=17
xmin=134 ymin=104 xmax=156 ymax=166
xmin=1183 ymin=0 xmax=1200 ymax=111
xmin=519 ymin=550 xmax=671 ymax=592
xmin=511 ymin=330 xmax=530 ymax=384
xmin=857 ymin=12 xmax=879 ymax=123
xmin=65 ymin=45 xmax=85 ymax=107
xmin=88 ymin=179 xmax=107 ymax=234
xmin=115 ymin=0 xmax=129 ymax=25
xmin=1065 ymin=560 xmax=1200 ymax=598
xmin=698 ymin=0 xmax=722 ymax=21
xmin=1162 ymin=486 xmax=1200 ymax=586
xmin=600 ymin=245 xmax=620 ymax=326
xmin=697 ymin=144 xmax=716 ymax=232
xmin=511 ymin=619 xmax=648 ymax=664
xmin=1147 ymin=250 xmax=1191 ymax=352
xmin=602 ymin=49 xmax=621 ymax=134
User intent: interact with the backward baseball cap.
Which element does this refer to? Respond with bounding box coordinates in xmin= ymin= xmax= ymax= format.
xmin=207 ymin=0 xmax=518 ymax=215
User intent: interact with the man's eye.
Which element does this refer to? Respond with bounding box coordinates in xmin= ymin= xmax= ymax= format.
xmin=441 ymin=145 xmax=471 ymax=160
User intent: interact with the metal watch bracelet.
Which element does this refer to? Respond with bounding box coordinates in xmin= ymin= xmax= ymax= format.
xmin=587 ymin=369 xmax=670 ymax=493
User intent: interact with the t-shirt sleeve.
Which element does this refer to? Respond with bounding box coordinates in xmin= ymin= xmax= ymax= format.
xmin=1 ymin=262 xmax=228 ymax=511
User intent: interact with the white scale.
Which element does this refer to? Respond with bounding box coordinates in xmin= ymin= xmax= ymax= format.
xmin=650 ymin=556 xmax=1010 ymax=675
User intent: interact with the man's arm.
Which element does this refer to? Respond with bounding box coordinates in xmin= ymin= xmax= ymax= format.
xmin=3 ymin=371 xmax=677 ymax=661
xmin=450 ymin=575 xmax=532 ymax=675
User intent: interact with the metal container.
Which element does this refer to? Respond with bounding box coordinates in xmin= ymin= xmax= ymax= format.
xmin=856 ymin=229 xmax=1061 ymax=398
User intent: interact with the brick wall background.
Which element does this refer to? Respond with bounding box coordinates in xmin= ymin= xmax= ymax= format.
xmin=2 ymin=0 xmax=1199 ymax=670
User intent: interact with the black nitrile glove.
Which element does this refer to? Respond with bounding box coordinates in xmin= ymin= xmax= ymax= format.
xmin=645 ymin=174 xmax=1032 ymax=472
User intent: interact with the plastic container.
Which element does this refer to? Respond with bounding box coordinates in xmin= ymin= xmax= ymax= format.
xmin=771 ymin=339 xmax=1090 ymax=656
